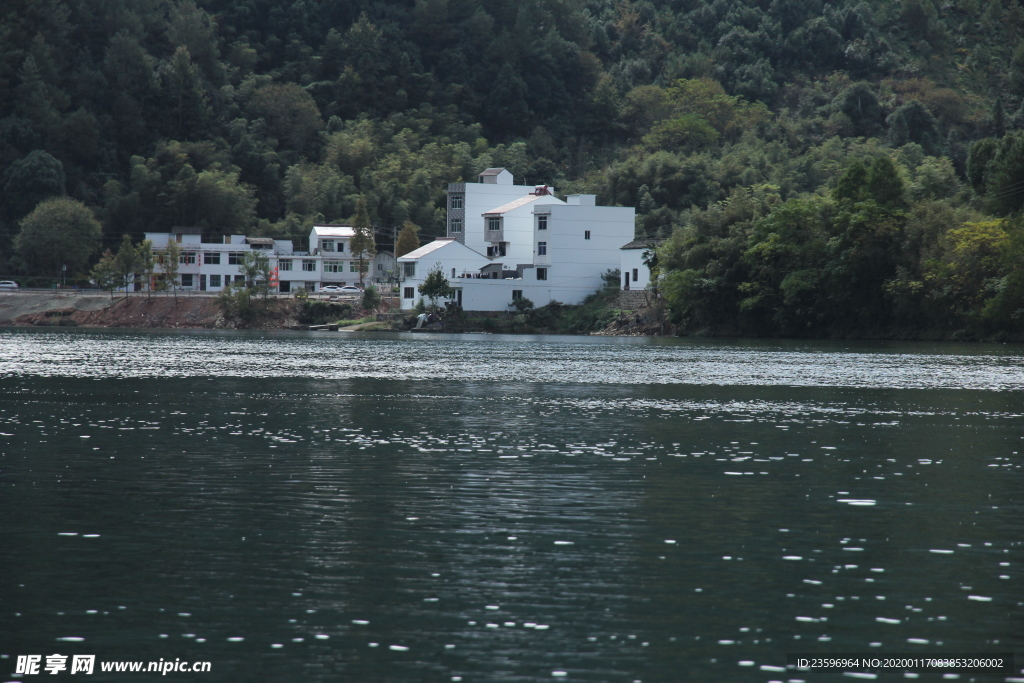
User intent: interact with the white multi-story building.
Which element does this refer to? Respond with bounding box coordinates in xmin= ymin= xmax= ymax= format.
xmin=446 ymin=168 xmax=551 ymax=254
xmin=144 ymin=224 xmax=378 ymax=293
xmin=399 ymin=170 xmax=635 ymax=312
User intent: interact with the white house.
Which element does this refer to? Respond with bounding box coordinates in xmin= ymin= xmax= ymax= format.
xmin=619 ymin=239 xmax=658 ymax=290
xmin=398 ymin=174 xmax=636 ymax=312
xmin=143 ymin=227 xmax=294 ymax=292
xmin=480 ymin=189 xmax=565 ymax=263
xmin=371 ymin=251 xmax=397 ymax=285
xmin=446 ymin=168 xmax=545 ymax=255
xmin=398 ymin=238 xmax=491 ymax=309
xmin=144 ymin=224 xmax=379 ymax=293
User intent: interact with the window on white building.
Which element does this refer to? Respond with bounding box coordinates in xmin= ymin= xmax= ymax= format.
xmin=537 ymin=242 xmax=547 ymax=256
xmin=228 ymin=252 xmax=243 ymax=265
xmin=404 ymin=287 xmax=415 ymax=299
xmin=324 ymin=260 xmax=341 ymax=273
xmin=278 ymin=260 xmax=292 ymax=271
xmin=512 ymin=290 xmax=523 ymax=300
xmin=181 ymin=274 xmax=193 ymax=287
xmin=450 ymin=194 xmax=463 ymax=209
xmin=537 ymin=215 xmax=547 ymax=230
xmin=584 ymin=230 xmax=591 ymax=240
xmin=536 ymin=268 xmax=547 ymax=281
xmin=633 ymin=268 xmax=639 ymax=281
xmin=450 ymin=218 xmax=463 ymax=232
xmin=234 ymin=275 xmax=245 ymax=284
xmin=321 ymin=240 xmax=335 ymax=252
xmin=179 ymin=252 xmax=196 ymax=265
xmin=204 ymin=252 xmax=220 ymax=264
xmin=209 ymin=274 xmax=221 ymax=287
xmin=487 ymin=217 xmax=501 ymax=231
xmin=302 ymin=260 xmax=316 ymax=272
xmin=403 ymin=262 xmax=416 ymax=277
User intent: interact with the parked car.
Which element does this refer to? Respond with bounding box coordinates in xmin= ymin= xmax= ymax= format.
xmin=320 ymin=285 xmax=343 ymax=293
xmin=338 ymin=285 xmax=363 ymax=294
xmin=0 ymin=280 xmax=19 ymax=289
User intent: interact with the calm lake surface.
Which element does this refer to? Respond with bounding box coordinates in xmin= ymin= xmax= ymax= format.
xmin=1 ymin=328 xmax=1021 ymax=682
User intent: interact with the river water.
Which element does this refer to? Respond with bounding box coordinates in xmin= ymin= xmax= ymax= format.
xmin=0 ymin=328 xmax=1021 ymax=682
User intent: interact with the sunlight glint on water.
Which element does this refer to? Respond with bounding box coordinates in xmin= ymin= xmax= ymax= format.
xmin=0 ymin=328 xmax=1021 ymax=682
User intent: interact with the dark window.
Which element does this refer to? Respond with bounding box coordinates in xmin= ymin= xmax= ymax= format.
xmin=537 ymin=215 xmax=547 ymax=230
xmin=450 ymin=195 xmax=463 ymax=209
xmin=536 ymin=268 xmax=547 ymax=281
xmin=537 ymin=242 xmax=547 ymax=256
xmin=403 ymin=262 xmax=416 ymax=277
xmin=404 ymin=287 xmax=415 ymax=299
xmin=204 ymin=252 xmax=220 ymax=265
xmin=633 ymin=268 xmax=639 ymax=281
xmin=209 ymin=274 xmax=221 ymax=287
xmin=584 ymin=230 xmax=591 ymax=240
xmin=487 ymin=217 xmax=501 ymax=231
xmin=512 ymin=290 xmax=523 ymax=300
xmin=180 ymin=274 xmax=193 ymax=287
xmin=228 ymin=252 xmax=243 ymax=265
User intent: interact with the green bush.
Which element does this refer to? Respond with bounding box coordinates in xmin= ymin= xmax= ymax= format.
xmin=298 ymin=301 xmax=353 ymax=324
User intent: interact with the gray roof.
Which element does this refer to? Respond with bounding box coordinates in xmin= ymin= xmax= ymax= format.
xmin=620 ymin=239 xmax=659 ymax=250
xmin=478 ymin=168 xmax=506 ymax=176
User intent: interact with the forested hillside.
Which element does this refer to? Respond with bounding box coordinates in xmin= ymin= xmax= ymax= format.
xmin=1 ymin=0 xmax=1023 ymax=337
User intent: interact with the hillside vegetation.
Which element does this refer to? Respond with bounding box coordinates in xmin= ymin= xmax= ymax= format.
xmin=1 ymin=0 xmax=1023 ymax=338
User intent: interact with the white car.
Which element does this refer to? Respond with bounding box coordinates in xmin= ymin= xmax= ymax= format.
xmin=338 ymin=285 xmax=363 ymax=294
xmin=320 ymin=285 xmax=344 ymax=293
xmin=0 ymin=280 xmax=19 ymax=289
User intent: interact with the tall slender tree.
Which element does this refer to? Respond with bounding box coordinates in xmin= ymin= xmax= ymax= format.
xmin=349 ymin=195 xmax=376 ymax=287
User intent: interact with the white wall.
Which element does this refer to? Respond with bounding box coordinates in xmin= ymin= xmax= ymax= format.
xmin=448 ymin=182 xmax=536 ymax=255
xmin=399 ymin=241 xmax=492 ymax=307
xmin=620 ymin=248 xmax=651 ymax=290
xmin=533 ymin=202 xmax=634 ymax=293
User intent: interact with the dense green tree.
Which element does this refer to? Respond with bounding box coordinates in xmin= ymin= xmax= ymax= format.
xmin=982 ymin=132 xmax=1024 ymax=216
xmin=247 ymin=83 xmax=324 ymax=155
xmin=2 ymin=150 xmax=66 ymax=220
xmin=395 ymin=220 xmax=421 ymax=257
xmin=866 ymin=155 xmax=906 ymax=207
xmin=15 ymin=197 xmax=101 ymax=278
xmin=161 ymin=46 xmax=210 ymax=140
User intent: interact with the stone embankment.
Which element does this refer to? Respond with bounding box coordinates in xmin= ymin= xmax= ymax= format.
xmin=0 ymin=292 xmax=297 ymax=329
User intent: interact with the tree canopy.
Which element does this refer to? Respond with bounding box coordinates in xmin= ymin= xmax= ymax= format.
xmin=0 ymin=0 xmax=1021 ymax=334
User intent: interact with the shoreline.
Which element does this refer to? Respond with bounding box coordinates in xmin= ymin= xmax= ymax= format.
xmin=4 ymin=292 xmax=1023 ymax=344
